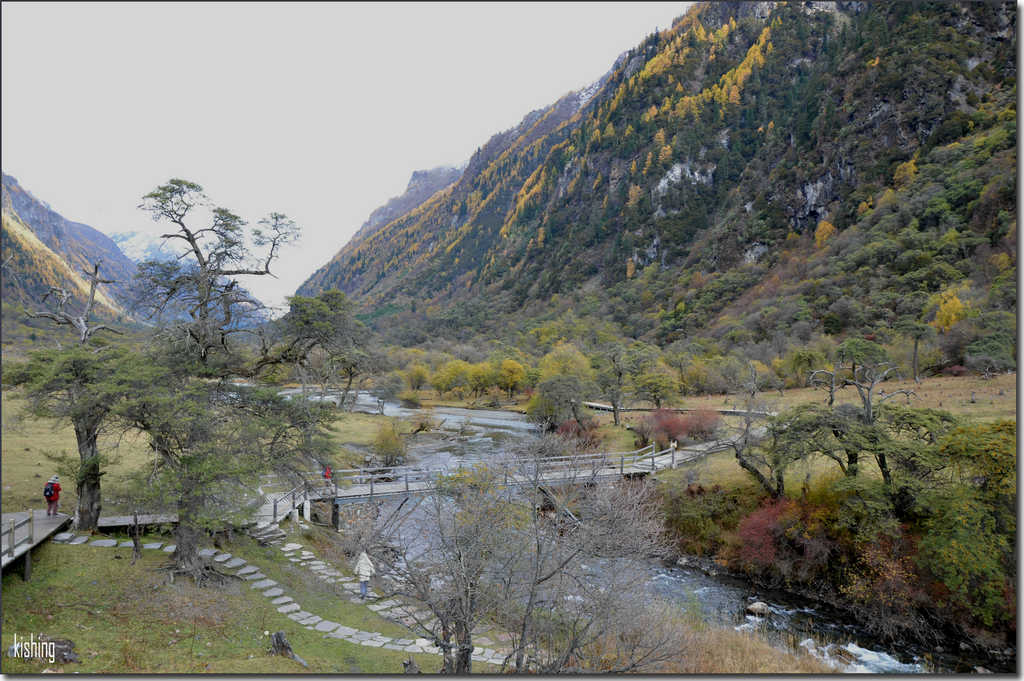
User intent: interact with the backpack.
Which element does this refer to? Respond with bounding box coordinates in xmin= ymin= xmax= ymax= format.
xmin=44 ymin=482 xmax=55 ymax=500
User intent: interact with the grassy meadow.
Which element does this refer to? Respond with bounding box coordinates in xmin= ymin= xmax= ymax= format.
xmin=0 ymin=533 xmax=450 ymax=674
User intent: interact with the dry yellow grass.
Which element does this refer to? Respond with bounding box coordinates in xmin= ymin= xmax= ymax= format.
xmin=673 ymin=627 xmax=833 ymax=674
xmin=1 ymin=390 xmax=153 ymax=514
xmin=679 ymin=373 xmax=1017 ymax=422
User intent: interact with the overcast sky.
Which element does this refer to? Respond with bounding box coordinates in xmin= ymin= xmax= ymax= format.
xmin=2 ymin=2 xmax=690 ymax=308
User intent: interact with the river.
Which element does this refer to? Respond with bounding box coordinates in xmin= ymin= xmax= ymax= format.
xmin=283 ymin=388 xmax=989 ymax=672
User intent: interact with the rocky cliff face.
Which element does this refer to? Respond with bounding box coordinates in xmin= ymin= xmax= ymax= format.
xmin=2 ymin=172 xmax=136 ymax=313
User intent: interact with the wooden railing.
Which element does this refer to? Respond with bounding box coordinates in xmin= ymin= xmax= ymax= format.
xmin=2 ymin=512 xmax=34 ymax=559
xmin=258 ymin=442 xmax=710 ymax=521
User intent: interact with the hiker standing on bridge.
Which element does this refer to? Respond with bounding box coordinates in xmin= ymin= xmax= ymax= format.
xmin=354 ymin=550 xmax=375 ymax=600
xmin=43 ymin=475 xmax=61 ymax=516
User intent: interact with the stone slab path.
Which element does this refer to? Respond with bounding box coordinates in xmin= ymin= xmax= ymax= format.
xmin=50 ymin=532 xmax=511 ymax=668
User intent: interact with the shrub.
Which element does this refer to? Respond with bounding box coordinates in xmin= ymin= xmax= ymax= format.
xmin=679 ymin=409 xmax=720 ymax=441
xmin=555 ymin=418 xmax=601 ymax=450
xmin=372 ymin=421 xmax=407 ymax=467
xmin=397 ymin=389 xmax=421 ymax=408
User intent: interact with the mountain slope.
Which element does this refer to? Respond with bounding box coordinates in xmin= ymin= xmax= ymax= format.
xmin=301 ymin=165 xmax=463 ymax=295
xmin=298 ymin=1 xmax=1015 ymax=357
xmin=1 ymin=172 xmax=137 ymax=314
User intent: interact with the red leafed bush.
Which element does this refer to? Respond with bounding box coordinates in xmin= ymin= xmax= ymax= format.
xmin=645 ymin=408 xmax=721 ymax=448
xmin=734 ymin=498 xmax=795 ymax=571
xmin=556 ymin=418 xmax=601 ymax=450
xmin=679 ymin=409 xmax=720 ymax=441
xmin=648 ymin=409 xmax=686 ymax=447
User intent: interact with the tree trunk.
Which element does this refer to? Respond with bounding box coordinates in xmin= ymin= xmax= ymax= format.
xmin=875 ymin=451 xmax=893 ymax=488
xmin=454 ymin=622 xmax=473 ymax=675
xmin=73 ymin=419 xmax=102 ymax=531
xmin=912 ymin=337 xmax=920 ymax=384
xmin=612 ymin=401 xmax=621 ymax=427
xmin=173 ymin=485 xmax=206 ymax=577
xmin=340 ymin=373 xmax=355 ymax=411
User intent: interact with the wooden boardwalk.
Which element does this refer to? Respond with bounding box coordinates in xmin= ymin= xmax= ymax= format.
xmin=1 ymin=510 xmax=72 ymax=571
xmin=96 ymin=513 xmax=177 ymax=530
xmin=255 ymin=437 xmax=741 ymax=526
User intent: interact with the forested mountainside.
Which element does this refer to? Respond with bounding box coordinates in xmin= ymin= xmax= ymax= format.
xmin=302 ymin=165 xmax=463 ymax=294
xmin=1 ymin=172 xmax=136 ymax=314
xmin=298 ymin=1 xmax=1015 ymax=367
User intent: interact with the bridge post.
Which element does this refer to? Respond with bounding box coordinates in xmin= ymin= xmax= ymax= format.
xmin=405 ymin=473 xmax=409 ymax=492
xmin=273 ymin=500 xmax=278 ymax=524
xmin=8 ymin=519 xmax=14 ymax=557
xmin=370 ymin=476 xmax=374 ymax=497
xmin=28 ymin=509 xmax=34 ymax=544
xmin=620 ymin=456 xmax=624 ymax=476
xmin=331 ymin=501 xmax=340 ymax=531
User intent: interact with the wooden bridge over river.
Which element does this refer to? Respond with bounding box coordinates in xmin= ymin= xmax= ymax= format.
xmin=255 ymin=437 xmax=738 ymax=527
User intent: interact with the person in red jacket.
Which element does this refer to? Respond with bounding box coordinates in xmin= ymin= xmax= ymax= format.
xmin=44 ymin=475 xmax=61 ymax=516
xmin=323 ymin=465 xmax=332 ymax=481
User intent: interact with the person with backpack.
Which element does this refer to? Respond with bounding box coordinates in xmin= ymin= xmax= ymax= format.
xmin=43 ymin=475 xmax=61 ymax=516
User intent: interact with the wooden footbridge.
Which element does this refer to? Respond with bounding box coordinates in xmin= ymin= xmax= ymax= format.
xmin=255 ymin=437 xmax=736 ymax=527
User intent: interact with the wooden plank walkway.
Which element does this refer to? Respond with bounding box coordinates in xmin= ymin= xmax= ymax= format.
xmin=96 ymin=513 xmax=177 ymax=529
xmin=0 ymin=510 xmax=72 ymax=571
xmin=254 ymin=436 xmax=749 ymax=524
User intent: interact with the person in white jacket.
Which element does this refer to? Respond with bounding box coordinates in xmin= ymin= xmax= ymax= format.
xmin=354 ymin=551 xmax=375 ymax=600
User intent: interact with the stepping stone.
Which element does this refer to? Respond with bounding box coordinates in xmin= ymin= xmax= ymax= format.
xmin=236 ymin=565 xmax=259 ymax=576
xmin=243 ymin=572 xmax=267 ymax=581
xmin=287 ymin=611 xmax=313 ymax=622
xmin=337 ymin=576 xmax=355 ymax=582
xmin=280 ymin=543 xmax=302 ymax=552
xmin=367 ymin=603 xmax=391 ymax=612
xmin=334 ymin=625 xmax=358 ymax=636
xmin=89 ymin=539 xmax=118 ymax=547
xmin=162 ymin=544 xmax=177 ymax=552
xmin=212 ymin=553 xmax=232 ymax=562
xmin=224 ymin=557 xmax=246 ymax=569
xmin=262 ymin=587 xmax=284 ymax=598
xmin=277 ymin=603 xmax=300 ymax=614
xmin=404 ymin=644 xmax=426 ymax=653
xmin=118 ymin=541 xmax=134 ymax=548
xmin=271 ymin=596 xmax=293 ymax=605
xmin=314 ymin=620 xmax=339 ymax=632
xmin=288 ymin=558 xmax=303 ymax=563
xmin=67 ymin=536 xmax=89 ymax=545
xmin=198 ymin=548 xmax=217 ymax=558
xmin=384 ymin=643 xmax=405 ymax=651
xmin=251 ymin=579 xmax=277 ymax=590
xmin=395 ymin=639 xmax=414 ymax=646
xmin=53 ymin=532 xmax=75 ymax=543
xmin=351 ymin=631 xmax=375 ymax=641
xmin=142 ymin=542 xmax=163 ymax=550
xmin=299 ymin=615 xmax=322 ymax=626
xmin=360 ymin=640 xmax=385 ymax=648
